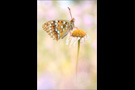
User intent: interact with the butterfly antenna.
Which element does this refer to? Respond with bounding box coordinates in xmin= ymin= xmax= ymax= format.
xmin=68 ymin=7 xmax=72 ymax=19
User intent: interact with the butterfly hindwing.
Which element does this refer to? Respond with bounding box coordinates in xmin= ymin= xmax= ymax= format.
xmin=42 ymin=20 xmax=71 ymax=40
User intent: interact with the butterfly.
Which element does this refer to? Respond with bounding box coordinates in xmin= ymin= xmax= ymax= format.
xmin=42 ymin=7 xmax=75 ymax=41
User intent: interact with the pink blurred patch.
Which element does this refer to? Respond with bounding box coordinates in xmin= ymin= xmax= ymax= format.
xmin=42 ymin=1 xmax=53 ymax=9
xmin=38 ymin=73 xmax=57 ymax=89
xmin=83 ymin=15 xmax=93 ymax=27
xmin=46 ymin=8 xmax=58 ymax=20
xmin=92 ymin=40 xmax=97 ymax=51
xmin=94 ymin=17 xmax=97 ymax=25
xmin=74 ymin=17 xmax=81 ymax=27
xmin=74 ymin=6 xmax=83 ymax=17
xmin=82 ymin=1 xmax=93 ymax=12
xmin=37 ymin=8 xmax=45 ymax=20
xmin=38 ymin=1 xmax=57 ymax=20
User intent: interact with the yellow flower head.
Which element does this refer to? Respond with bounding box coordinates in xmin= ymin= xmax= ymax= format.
xmin=66 ymin=28 xmax=90 ymax=48
xmin=71 ymin=29 xmax=86 ymax=38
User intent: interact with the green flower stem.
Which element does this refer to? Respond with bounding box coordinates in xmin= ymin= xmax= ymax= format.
xmin=76 ymin=39 xmax=80 ymax=82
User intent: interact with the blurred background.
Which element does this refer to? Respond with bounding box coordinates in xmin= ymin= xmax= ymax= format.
xmin=37 ymin=0 xmax=97 ymax=89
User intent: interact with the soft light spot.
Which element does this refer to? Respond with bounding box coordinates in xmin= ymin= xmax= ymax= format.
xmin=55 ymin=29 xmax=57 ymax=31
xmin=58 ymin=35 xmax=59 ymax=39
xmin=55 ymin=23 xmax=58 ymax=27
xmin=55 ymin=20 xmax=58 ymax=23
xmin=63 ymin=21 xmax=66 ymax=24
xmin=55 ymin=23 xmax=57 ymax=25
xmin=50 ymin=33 xmax=52 ymax=36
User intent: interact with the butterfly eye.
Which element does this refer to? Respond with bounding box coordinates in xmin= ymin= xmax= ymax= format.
xmin=70 ymin=18 xmax=75 ymax=23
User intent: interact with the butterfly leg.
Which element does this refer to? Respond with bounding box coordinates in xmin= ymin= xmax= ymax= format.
xmin=74 ymin=27 xmax=79 ymax=30
xmin=68 ymin=30 xmax=72 ymax=39
xmin=70 ymin=30 xmax=72 ymax=36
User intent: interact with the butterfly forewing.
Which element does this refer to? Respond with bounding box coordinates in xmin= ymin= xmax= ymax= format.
xmin=42 ymin=20 xmax=72 ymax=40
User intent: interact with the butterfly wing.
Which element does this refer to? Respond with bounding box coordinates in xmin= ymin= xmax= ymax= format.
xmin=42 ymin=20 xmax=71 ymax=40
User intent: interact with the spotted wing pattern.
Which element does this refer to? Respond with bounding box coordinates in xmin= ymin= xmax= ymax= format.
xmin=42 ymin=20 xmax=71 ymax=40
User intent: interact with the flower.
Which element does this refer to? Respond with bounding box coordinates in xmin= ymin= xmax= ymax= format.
xmin=66 ymin=28 xmax=90 ymax=48
xmin=66 ymin=28 xmax=90 ymax=82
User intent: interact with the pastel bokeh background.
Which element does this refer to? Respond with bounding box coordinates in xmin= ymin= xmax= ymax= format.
xmin=37 ymin=0 xmax=97 ymax=89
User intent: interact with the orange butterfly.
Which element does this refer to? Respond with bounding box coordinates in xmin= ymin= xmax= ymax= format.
xmin=42 ymin=7 xmax=75 ymax=40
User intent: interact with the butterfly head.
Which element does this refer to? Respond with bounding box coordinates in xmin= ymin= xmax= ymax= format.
xmin=70 ymin=18 xmax=75 ymax=30
xmin=70 ymin=18 xmax=75 ymax=23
